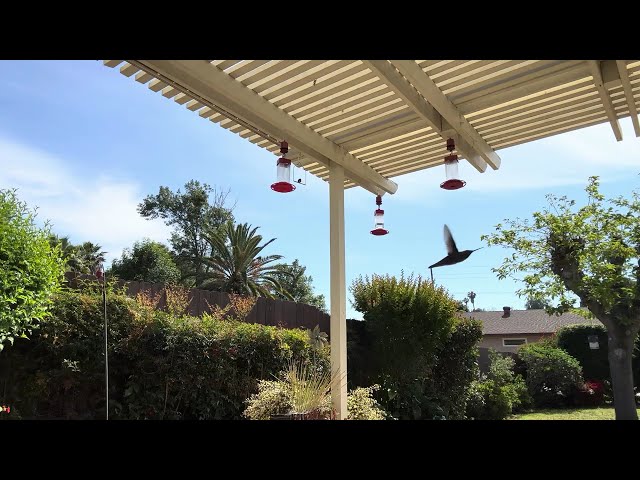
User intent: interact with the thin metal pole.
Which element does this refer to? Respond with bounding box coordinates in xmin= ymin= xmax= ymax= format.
xmin=430 ymin=267 xmax=434 ymax=283
xmin=103 ymin=267 xmax=109 ymax=421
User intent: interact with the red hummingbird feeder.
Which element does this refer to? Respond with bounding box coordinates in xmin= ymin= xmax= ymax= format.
xmin=440 ymin=138 xmax=466 ymax=190
xmin=370 ymin=195 xmax=389 ymax=236
xmin=271 ymin=140 xmax=296 ymax=193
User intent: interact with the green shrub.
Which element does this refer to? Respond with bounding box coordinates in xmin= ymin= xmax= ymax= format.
xmin=518 ymin=343 xmax=583 ymax=408
xmin=243 ymin=380 xmax=297 ymax=420
xmin=351 ymin=273 xmax=454 ymax=383
xmin=349 ymin=273 xmax=480 ymax=420
xmin=465 ymin=350 xmax=532 ymax=419
xmin=243 ymin=381 xmax=387 ymax=420
xmin=0 ymin=289 xmax=324 ymax=419
xmin=466 ymin=380 xmax=515 ymax=420
xmin=426 ymin=317 xmax=483 ymax=419
xmin=347 ymin=385 xmax=387 ymax=420
xmin=0 ymin=189 xmax=65 ymax=351
xmin=488 ymin=351 xmax=532 ymax=412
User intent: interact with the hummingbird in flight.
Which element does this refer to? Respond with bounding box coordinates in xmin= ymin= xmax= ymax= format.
xmin=429 ymin=225 xmax=483 ymax=269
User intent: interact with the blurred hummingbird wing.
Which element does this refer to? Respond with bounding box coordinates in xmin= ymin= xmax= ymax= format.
xmin=443 ymin=224 xmax=458 ymax=255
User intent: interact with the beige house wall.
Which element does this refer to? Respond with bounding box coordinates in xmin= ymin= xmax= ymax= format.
xmin=479 ymin=333 xmax=552 ymax=353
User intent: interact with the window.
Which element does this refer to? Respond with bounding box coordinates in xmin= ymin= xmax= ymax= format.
xmin=503 ymin=338 xmax=527 ymax=347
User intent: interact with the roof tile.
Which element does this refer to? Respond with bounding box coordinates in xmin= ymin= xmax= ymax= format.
xmin=461 ymin=309 xmax=601 ymax=335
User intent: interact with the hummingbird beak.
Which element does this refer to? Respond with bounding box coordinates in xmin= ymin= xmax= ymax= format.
xmin=473 ymin=247 xmax=484 ymax=252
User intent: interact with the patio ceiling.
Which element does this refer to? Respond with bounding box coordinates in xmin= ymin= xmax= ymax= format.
xmin=103 ymin=60 xmax=640 ymax=196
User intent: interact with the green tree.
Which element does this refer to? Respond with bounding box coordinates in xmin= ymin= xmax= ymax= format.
xmin=455 ymin=299 xmax=469 ymax=312
xmin=48 ymin=236 xmax=106 ymax=274
xmin=109 ymin=239 xmax=181 ymax=284
xmin=0 ymin=189 xmax=65 ymax=351
xmin=201 ymin=222 xmax=287 ymax=298
xmin=76 ymin=241 xmax=106 ymax=274
xmin=482 ymin=176 xmax=640 ymax=420
xmin=48 ymin=234 xmax=84 ymax=273
xmin=525 ymin=297 xmax=549 ymax=309
xmin=272 ymin=259 xmax=327 ymax=312
xmin=138 ymin=180 xmax=234 ymax=288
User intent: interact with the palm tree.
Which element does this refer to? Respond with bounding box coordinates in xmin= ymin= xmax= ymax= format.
xmin=201 ymin=222 xmax=290 ymax=298
xmin=467 ymin=291 xmax=477 ymax=311
xmin=48 ymin=235 xmax=84 ymax=273
xmin=77 ymin=242 xmax=107 ymax=274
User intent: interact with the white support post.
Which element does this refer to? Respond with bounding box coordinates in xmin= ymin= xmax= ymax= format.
xmin=329 ymin=162 xmax=347 ymax=420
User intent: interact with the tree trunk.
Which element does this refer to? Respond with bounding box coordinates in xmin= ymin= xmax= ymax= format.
xmin=607 ymin=326 xmax=638 ymax=420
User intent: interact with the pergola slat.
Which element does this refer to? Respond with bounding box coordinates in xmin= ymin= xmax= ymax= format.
xmin=103 ymin=59 xmax=639 ymax=193
xmin=390 ymin=60 xmax=501 ymax=170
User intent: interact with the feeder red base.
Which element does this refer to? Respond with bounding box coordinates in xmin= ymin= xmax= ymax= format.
xmin=271 ymin=181 xmax=296 ymax=193
xmin=370 ymin=228 xmax=389 ymax=236
xmin=440 ymin=179 xmax=466 ymax=190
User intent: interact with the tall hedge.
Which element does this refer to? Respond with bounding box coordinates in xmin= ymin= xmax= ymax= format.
xmin=556 ymin=324 xmax=609 ymax=382
xmin=0 ymin=189 xmax=65 ymax=351
xmin=0 ymin=289 xmax=323 ymax=419
xmin=426 ymin=317 xmax=483 ymax=419
xmin=349 ymin=273 xmax=481 ymax=419
xmin=556 ymin=323 xmax=640 ymax=387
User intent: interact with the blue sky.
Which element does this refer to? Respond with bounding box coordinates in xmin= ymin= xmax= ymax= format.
xmin=1 ymin=60 xmax=639 ymax=319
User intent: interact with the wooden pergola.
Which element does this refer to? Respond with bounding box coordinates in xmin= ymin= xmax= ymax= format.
xmin=102 ymin=60 xmax=640 ymax=418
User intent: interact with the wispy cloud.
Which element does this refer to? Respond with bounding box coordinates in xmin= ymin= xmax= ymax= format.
xmin=0 ymin=135 xmax=171 ymax=264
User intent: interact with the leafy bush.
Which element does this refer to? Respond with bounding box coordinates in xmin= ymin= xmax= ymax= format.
xmin=349 ymin=273 xmax=480 ymax=419
xmin=243 ymin=380 xmax=298 ymax=420
xmin=466 ymin=380 xmax=515 ymax=420
xmin=0 ymin=189 xmax=65 ymax=351
xmin=243 ymin=380 xmax=387 ymax=420
xmin=346 ymin=385 xmax=387 ymax=420
xmin=0 ymin=289 xmax=324 ymax=419
xmin=518 ymin=343 xmax=583 ymax=408
xmin=426 ymin=317 xmax=483 ymax=419
xmin=465 ymin=350 xmax=531 ymax=420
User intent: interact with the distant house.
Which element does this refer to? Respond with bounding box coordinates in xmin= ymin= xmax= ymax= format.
xmin=461 ymin=306 xmax=600 ymax=371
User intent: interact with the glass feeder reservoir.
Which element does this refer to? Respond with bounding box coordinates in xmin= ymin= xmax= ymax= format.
xmin=440 ymin=138 xmax=466 ymax=190
xmin=370 ymin=195 xmax=389 ymax=236
xmin=271 ymin=141 xmax=296 ymax=193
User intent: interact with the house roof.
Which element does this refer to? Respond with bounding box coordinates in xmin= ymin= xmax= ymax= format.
xmin=461 ymin=309 xmax=601 ymax=335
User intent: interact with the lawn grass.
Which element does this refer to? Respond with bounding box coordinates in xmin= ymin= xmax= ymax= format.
xmin=510 ymin=407 xmax=640 ymax=420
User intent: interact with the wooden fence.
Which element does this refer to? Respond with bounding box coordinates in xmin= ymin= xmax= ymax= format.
xmin=65 ymin=273 xmax=330 ymax=334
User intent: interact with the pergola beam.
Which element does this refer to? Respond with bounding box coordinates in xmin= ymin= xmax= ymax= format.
xmin=388 ymin=60 xmax=502 ymax=170
xmin=131 ymin=60 xmax=398 ymax=196
xmin=364 ymin=60 xmax=488 ymax=173
xmin=616 ymin=60 xmax=640 ymax=137
xmin=588 ymin=60 xmax=623 ymax=141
